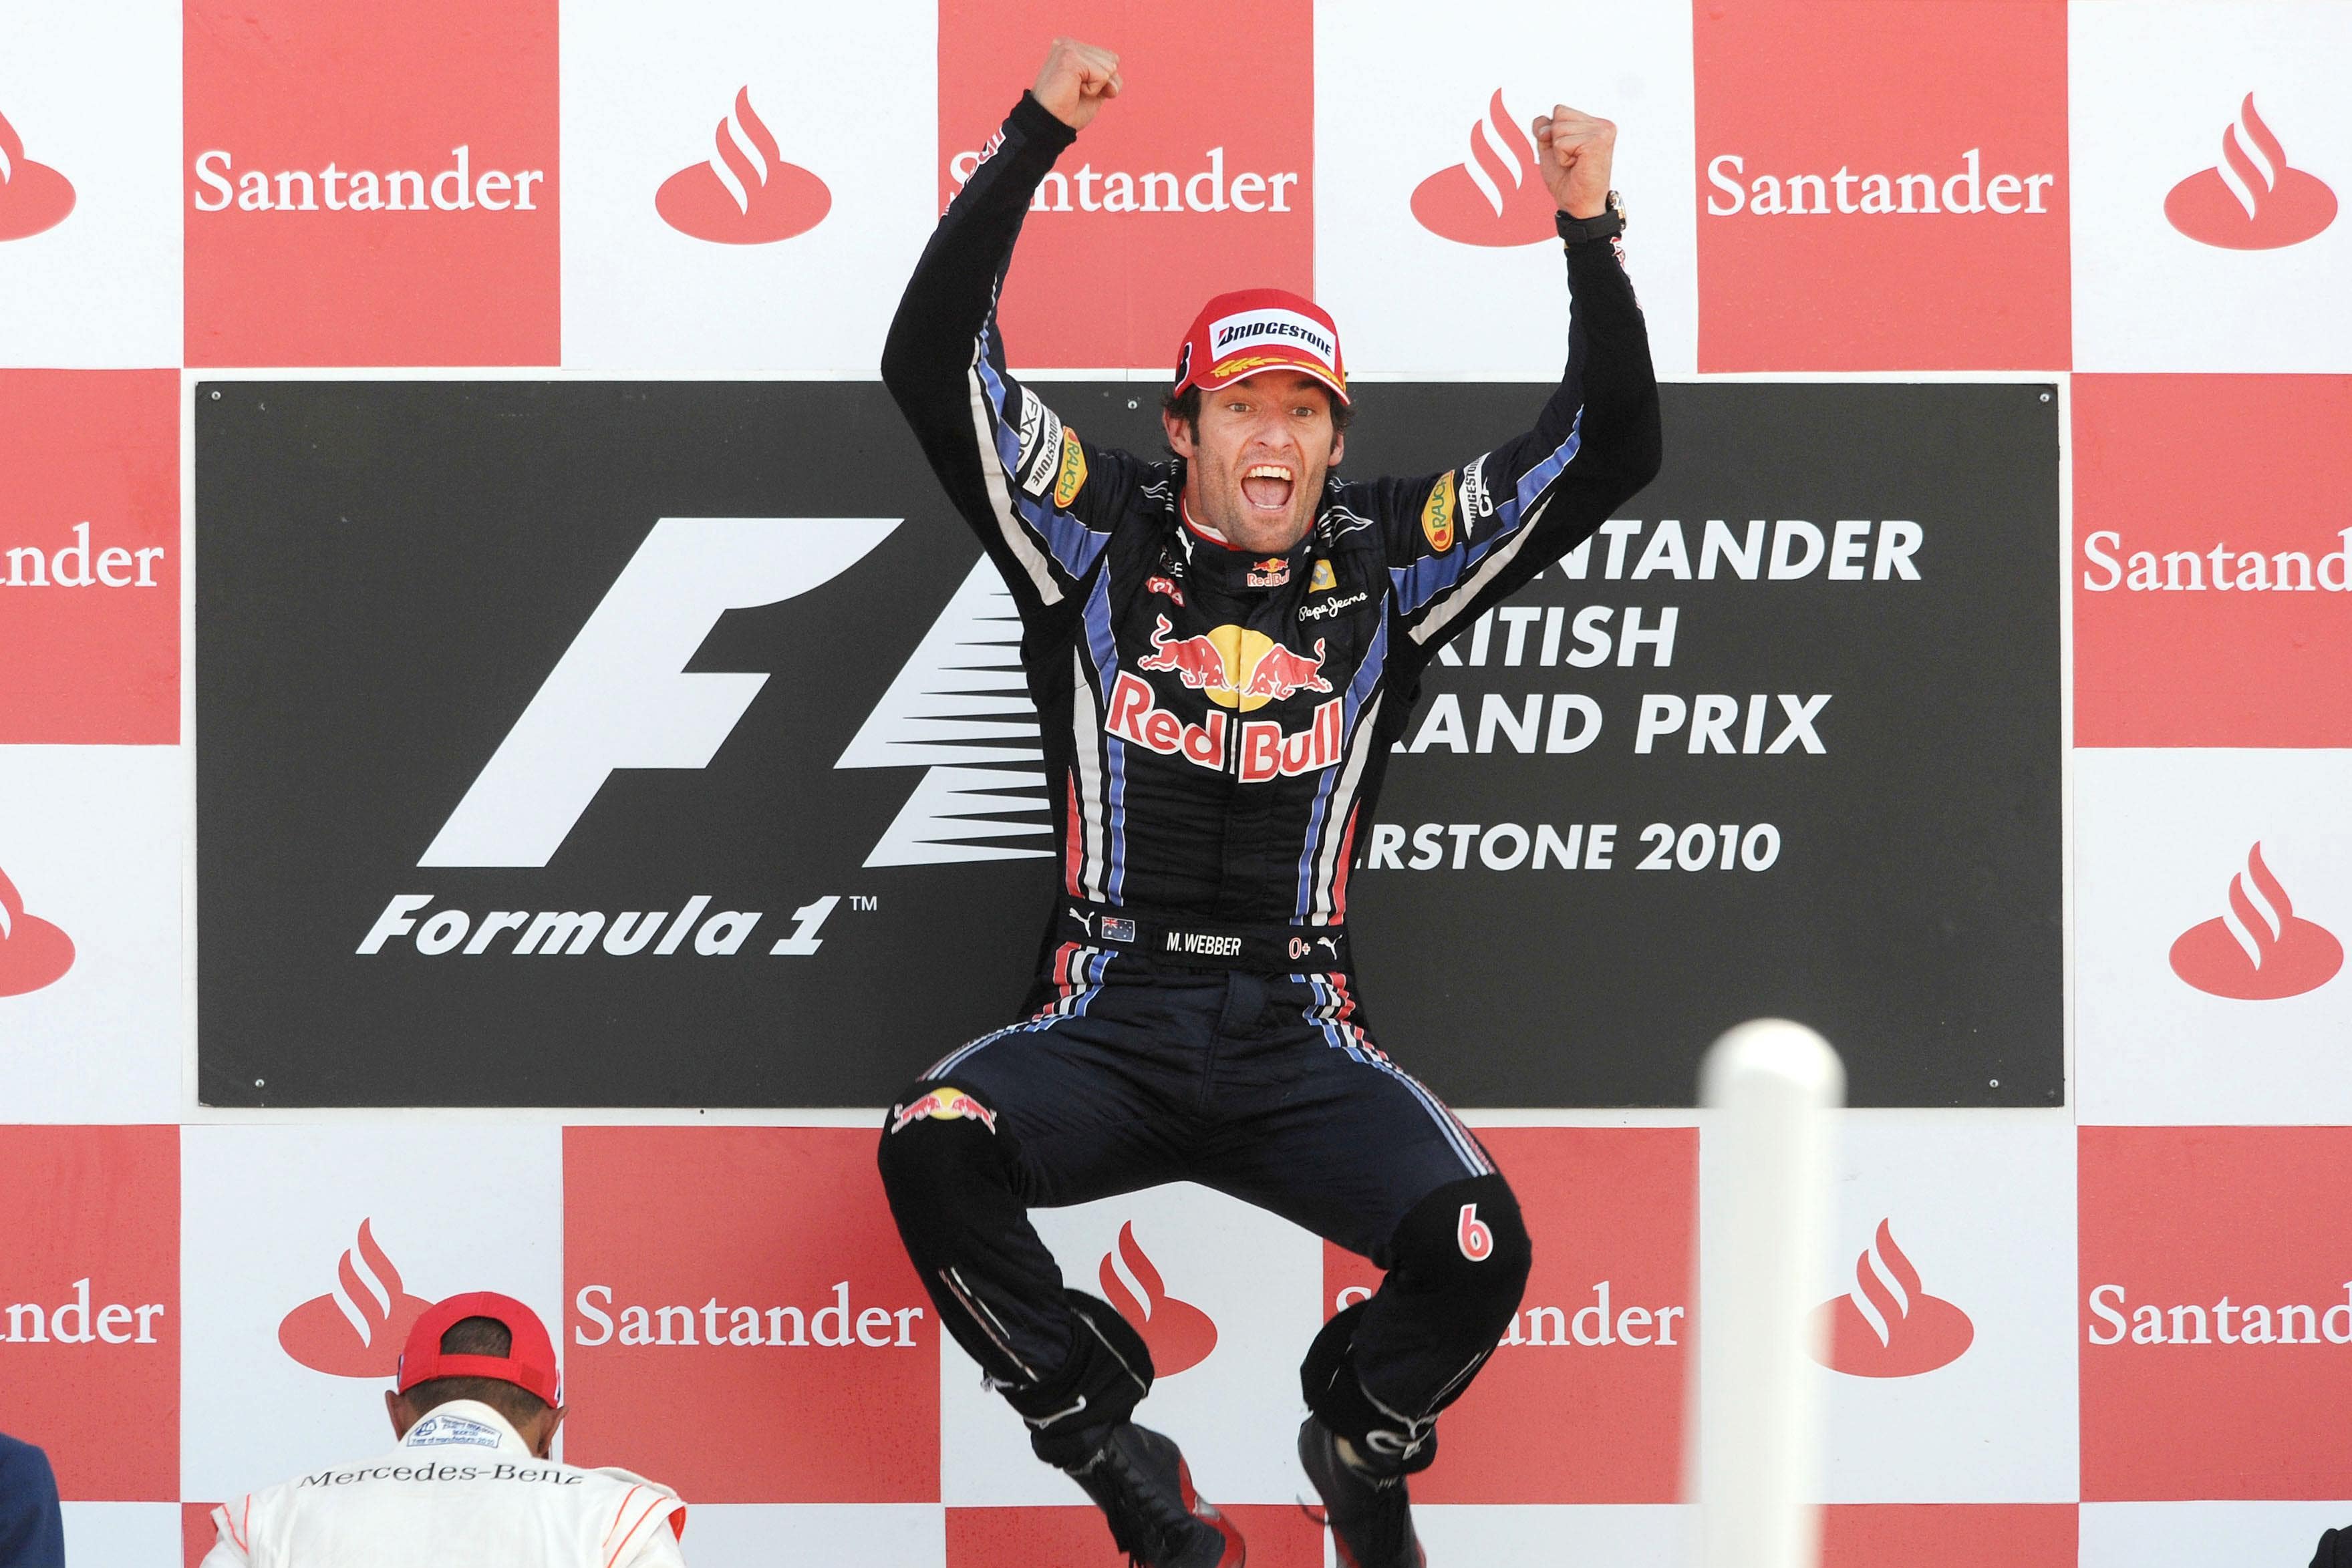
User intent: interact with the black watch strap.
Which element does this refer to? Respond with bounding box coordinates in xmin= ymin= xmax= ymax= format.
xmin=1556 ymin=192 xmax=1626 ymax=246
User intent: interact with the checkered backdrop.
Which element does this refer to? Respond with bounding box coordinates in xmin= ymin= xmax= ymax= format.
xmin=1 ymin=2 xmax=2349 ymax=1565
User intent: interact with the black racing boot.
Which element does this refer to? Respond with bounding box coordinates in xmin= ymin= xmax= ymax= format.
xmin=1298 ymin=1416 xmax=1425 ymax=1568
xmin=1063 ymin=1422 xmax=1245 ymax=1568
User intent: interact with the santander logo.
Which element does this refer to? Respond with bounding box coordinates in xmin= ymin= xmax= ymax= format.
xmin=2170 ymin=842 xmax=2342 ymax=1001
xmin=1098 ymin=1222 xmax=1216 ymax=1376
xmin=0 ymin=107 xmax=76 ymax=241
xmin=2166 ymin=94 xmax=2336 ymax=251
xmin=278 ymin=1219 xmax=434 ymax=1378
xmin=1809 ymin=1220 xmax=1973 ymax=1378
xmin=0 ymin=864 xmax=74 ymax=997
xmin=1411 ymin=90 xmax=1556 ymax=247
xmin=656 ymin=88 xmax=829 ymax=245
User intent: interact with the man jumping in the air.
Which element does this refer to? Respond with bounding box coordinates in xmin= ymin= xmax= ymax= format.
xmin=878 ymin=37 xmax=1658 ymax=1568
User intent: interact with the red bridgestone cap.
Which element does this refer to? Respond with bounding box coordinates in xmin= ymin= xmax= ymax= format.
xmin=1173 ymin=287 xmax=1349 ymax=405
xmin=396 ymin=1291 xmax=561 ymax=1407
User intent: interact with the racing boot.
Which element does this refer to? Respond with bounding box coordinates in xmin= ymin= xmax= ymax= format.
xmin=1062 ymin=1422 xmax=1245 ymax=1568
xmin=1298 ymin=1416 xmax=1426 ymax=1568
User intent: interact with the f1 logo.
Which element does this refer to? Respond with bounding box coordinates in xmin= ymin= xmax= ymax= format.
xmin=420 ymin=516 xmax=899 ymax=867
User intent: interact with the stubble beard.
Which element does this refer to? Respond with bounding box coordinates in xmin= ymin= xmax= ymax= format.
xmin=1188 ymin=447 xmax=1328 ymax=555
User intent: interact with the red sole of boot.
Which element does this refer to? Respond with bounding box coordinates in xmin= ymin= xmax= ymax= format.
xmin=1175 ymin=1459 xmax=1248 ymax=1567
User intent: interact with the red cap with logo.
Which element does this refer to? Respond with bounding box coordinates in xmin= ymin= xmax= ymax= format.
xmin=1172 ymin=287 xmax=1350 ymax=406
xmin=396 ymin=1291 xmax=561 ymax=1407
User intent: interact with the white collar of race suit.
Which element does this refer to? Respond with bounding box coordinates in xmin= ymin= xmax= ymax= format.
xmin=398 ymin=1400 xmax=535 ymax=1455
xmin=1179 ymin=497 xmax=1228 ymax=546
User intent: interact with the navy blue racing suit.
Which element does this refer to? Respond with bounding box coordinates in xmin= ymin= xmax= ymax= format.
xmin=876 ymin=92 xmax=1661 ymax=1470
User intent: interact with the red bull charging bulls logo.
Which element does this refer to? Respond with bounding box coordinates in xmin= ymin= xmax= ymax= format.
xmin=1115 ymin=617 xmax=1344 ymax=782
xmin=891 ymin=1087 xmax=998 ymax=1134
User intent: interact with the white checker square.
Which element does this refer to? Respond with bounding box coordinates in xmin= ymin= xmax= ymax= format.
xmin=0 ymin=2 xmax=182 ymax=367
xmin=938 ymin=1181 xmax=1323 ymax=1508
xmin=1811 ymin=1110 xmax=2079 ymax=1503
xmin=1313 ymin=0 xmax=1697 ymax=377
xmin=59 ymin=1501 xmax=182 ymax=1565
xmin=2081 ymin=1501 xmax=2352 ymax=1568
xmin=1417 ymin=1503 xmax=1690 ymax=1566
xmin=179 ymin=1123 xmax=564 ymax=1503
xmin=684 ymin=1503 xmax=945 ymax=1567
xmin=2075 ymin=749 xmax=2352 ymax=1124
xmin=0 ymin=746 xmax=182 ymax=1122
xmin=559 ymin=0 xmax=939 ymax=371
xmin=2070 ymin=0 xmax=2352 ymax=370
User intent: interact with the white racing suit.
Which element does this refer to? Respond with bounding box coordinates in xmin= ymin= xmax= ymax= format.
xmin=198 ymin=1400 xmax=686 ymax=1568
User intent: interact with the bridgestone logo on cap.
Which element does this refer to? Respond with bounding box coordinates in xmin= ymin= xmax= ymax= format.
xmin=1209 ymin=309 xmax=1336 ymax=369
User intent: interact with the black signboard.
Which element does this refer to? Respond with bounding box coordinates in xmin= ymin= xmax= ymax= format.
xmin=196 ymin=379 xmax=2057 ymax=1108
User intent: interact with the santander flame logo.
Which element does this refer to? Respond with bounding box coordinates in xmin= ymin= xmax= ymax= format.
xmin=1809 ymin=1220 xmax=1972 ymax=1378
xmin=0 ymin=106 xmax=76 ymax=241
xmin=278 ymin=1219 xmax=434 ymax=1377
xmin=1411 ymin=90 xmax=1556 ymax=247
xmin=1098 ymin=1222 xmax=1217 ymax=1376
xmin=2170 ymin=842 xmax=2342 ymax=1001
xmin=2165 ymin=94 xmax=2335 ymax=250
xmin=656 ymin=88 xmax=830 ymax=245
xmin=0 ymin=864 xmax=75 ymax=997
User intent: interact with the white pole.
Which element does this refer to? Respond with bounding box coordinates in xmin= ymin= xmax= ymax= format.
xmin=1688 ymin=1019 xmax=1846 ymax=1568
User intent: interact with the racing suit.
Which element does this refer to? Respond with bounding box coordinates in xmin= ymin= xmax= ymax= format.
xmin=877 ymin=92 xmax=1660 ymax=1468
xmin=198 ymin=1400 xmax=687 ymax=1568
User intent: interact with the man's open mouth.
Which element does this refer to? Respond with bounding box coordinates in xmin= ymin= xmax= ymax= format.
xmin=1241 ymin=463 xmax=1295 ymax=512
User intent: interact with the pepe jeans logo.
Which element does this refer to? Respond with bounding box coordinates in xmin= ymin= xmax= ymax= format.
xmin=657 ymin=88 xmax=830 ymax=245
xmin=2165 ymin=94 xmax=2336 ymax=251
xmin=1098 ymin=1222 xmax=1216 ymax=1376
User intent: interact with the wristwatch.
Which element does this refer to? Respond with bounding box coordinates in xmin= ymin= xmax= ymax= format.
xmin=1556 ymin=191 xmax=1626 ymax=245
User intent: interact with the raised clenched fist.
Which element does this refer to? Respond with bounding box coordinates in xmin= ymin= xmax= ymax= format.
xmin=1533 ymin=106 xmax=1618 ymax=220
xmin=1032 ymin=37 xmax=1123 ymax=131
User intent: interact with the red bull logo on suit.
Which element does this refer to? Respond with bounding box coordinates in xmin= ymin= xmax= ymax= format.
xmin=1115 ymin=617 xmax=1344 ymax=783
xmin=1133 ymin=616 xmax=1332 ymax=710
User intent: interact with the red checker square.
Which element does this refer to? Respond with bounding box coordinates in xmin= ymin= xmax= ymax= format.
xmin=938 ymin=0 xmax=1313 ymax=369
xmin=1324 ymin=1126 xmax=1695 ymax=1503
xmin=2073 ymin=375 xmax=2352 ymax=747
xmin=947 ymin=1503 xmax=1322 ymax=1567
xmin=1821 ymin=1503 xmax=2077 ymax=1565
xmin=2081 ymin=1126 xmax=2352 ymax=1499
xmin=563 ymin=1126 xmax=937 ymax=1503
xmin=183 ymin=1503 xmax=218 ymax=1567
xmin=0 ymin=1125 xmax=178 ymax=1501
xmin=183 ymin=0 xmax=560 ymax=366
xmin=1694 ymin=0 xmax=2069 ymax=371
xmin=0 ymin=371 xmax=179 ymax=744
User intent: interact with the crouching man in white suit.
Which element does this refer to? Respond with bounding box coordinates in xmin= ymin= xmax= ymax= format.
xmin=202 ymin=1291 xmax=687 ymax=1567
